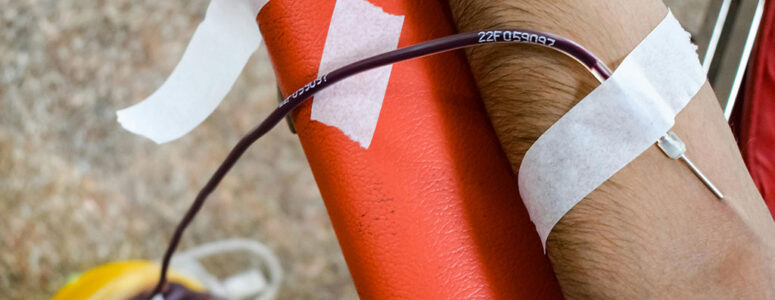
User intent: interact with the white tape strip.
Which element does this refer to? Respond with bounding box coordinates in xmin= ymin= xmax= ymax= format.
xmin=311 ymin=0 xmax=404 ymax=148
xmin=116 ymin=0 xmax=269 ymax=144
xmin=518 ymin=11 xmax=706 ymax=247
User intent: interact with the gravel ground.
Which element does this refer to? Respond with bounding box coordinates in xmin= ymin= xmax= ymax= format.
xmin=0 ymin=1 xmax=707 ymax=299
xmin=1 ymin=1 xmax=355 ymax=299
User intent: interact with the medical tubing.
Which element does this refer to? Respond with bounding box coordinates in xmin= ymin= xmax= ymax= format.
xmin=148 ymin=29 xmax=610 ymax=298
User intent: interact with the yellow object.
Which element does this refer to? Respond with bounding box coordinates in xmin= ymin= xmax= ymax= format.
xmin=52 ymin=260 xmax=205 ymax=300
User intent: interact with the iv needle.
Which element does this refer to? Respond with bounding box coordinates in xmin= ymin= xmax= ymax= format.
xmin=657 ymin=131 xmax=724 ymax=200
xmin=679 ymin=154 xmax=725 ymax=199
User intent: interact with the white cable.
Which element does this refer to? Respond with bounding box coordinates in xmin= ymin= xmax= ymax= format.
xmin=171 ymin=238 xmax=283 ymax=300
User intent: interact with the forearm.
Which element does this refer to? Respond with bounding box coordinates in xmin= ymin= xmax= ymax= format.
xmin=447 ymin=0 xmax=775 ymax=298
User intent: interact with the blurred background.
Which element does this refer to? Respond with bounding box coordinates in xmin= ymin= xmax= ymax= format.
xmin=0 ymin=1 xmax=712 ymax=299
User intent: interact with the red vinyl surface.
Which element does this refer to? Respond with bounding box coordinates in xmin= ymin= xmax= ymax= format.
xmin=257 ymin=1 xmax=562 ymax=298
xmin=739 ymin=0 xmax=775 ymax=217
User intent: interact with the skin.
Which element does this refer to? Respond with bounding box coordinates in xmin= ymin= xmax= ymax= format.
xmin=446 ymin=0 xmax=775 ymax=298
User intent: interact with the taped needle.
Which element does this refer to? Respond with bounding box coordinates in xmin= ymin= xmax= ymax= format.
xmin=657 ymin=131 xmax=724 ymax=199
xmin=678 ymin=154 xmax=725 ymax=199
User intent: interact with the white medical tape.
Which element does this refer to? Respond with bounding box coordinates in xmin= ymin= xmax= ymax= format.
xmin=311 ymin=0 xmax=404 ymax=148
xmin=518 ymin=11 xmax=706 ymax=248
xmin=116 ymin=0 xmax=269 ymax=144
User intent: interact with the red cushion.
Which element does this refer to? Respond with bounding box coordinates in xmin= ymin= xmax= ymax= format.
xmin=738 ymin=0 xmax=775 ymax=217
xmin=257 ymin=1 xmax=562 ymax=298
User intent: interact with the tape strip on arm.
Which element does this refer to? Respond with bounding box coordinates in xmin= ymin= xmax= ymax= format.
xmin=518 ymin=11 xmax=706 ymax=248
